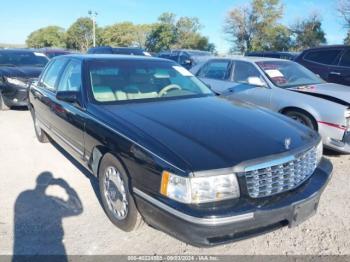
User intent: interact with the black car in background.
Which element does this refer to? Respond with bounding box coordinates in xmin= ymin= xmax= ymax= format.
xmin=295 ymin=45 xmax=350 ymax=86
xmin=245 ymin=51 xmax=299 ymax=61
xmin=87 ymin=46 xmax=151 ymax=56
xmin=157 ymin=49 xmax=212 ymax=69
xmin=28 ymin=54 xmax=331 ymax=246
xmin=0 ymin=49 xmax=49 ymax=110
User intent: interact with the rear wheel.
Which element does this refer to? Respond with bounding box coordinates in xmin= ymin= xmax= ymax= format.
xmin=99 ymin=153 xmax=143 ymax=232
xmin=33 ymin=110 xmax=49 ymax=143
xmin=284 ymin=110 xmax=317 ymax=130
xmin=0 ymin=92 xmax=10 ymax=111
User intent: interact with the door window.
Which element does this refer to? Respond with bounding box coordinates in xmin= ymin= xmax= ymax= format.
xmin=339 ymin=50 xmax=350 ymax=67
xmin=233 ymin=61 xmax=262 ymax=84
xmin=198 ymin=60 xmax=231 ymax=80
xmin=304 ymin=49 xmax=341 ymax=65
xmin=57 ymin=60 xmax=82 ymax=92
xmin=42 ymin=59 xmax=67 ymax=91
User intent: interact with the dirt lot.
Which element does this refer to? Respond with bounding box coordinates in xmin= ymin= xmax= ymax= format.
xmin=0 ymin=109 xmax=350 ymax=256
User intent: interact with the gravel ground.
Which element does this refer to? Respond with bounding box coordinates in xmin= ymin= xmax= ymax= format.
xmin=0 ymin=109 xmax=350 ymax=256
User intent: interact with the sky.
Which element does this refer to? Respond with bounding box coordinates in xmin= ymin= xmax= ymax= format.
xmin=0 ymin=0 xmax=347 ymax=53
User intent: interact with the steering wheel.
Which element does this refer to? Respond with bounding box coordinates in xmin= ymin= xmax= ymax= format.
xmin=158 ymin=84 xmax=182 ymax=97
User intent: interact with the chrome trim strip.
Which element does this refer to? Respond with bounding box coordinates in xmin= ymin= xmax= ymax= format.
xmin=244 ymin=155 xmax=295 ymax=172
xmin=50 ymin=128 xmax=84 ymax=157
xmin=133 ymin=188 xmax=254 ymax=226
xmin=88 ymin=115 xmax=186 ymax=173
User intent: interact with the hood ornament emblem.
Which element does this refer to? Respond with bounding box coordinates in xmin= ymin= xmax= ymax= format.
xmin=285 ymin=138 xmax=292 ymax=150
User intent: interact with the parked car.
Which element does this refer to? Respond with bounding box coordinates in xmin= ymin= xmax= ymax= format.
xmin=158 ymin=49 xmax=212 ymax=69
xmin=246 ymin=51 xmax=300 ymax=61
xmin=295 ymin=45 xmax=350 ymax=86
xmin=0 ymin=49 xmax=49 ymax=110
xmin=87 ymin=46 xmax=151 ymax=56
xmin=192 ymin=57 xmax=350 ymax=153
xmin=28 ymin=54 xmax=331 ymax=246
xmin=39 ymin=48 xmax=74 ymax=59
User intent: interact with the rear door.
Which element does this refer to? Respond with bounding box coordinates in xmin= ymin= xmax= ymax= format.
xmin=196 ymin=59 xmax=234 ymax=94
xmin=300 ymin=48 xmax=343 ymax=81
xmin=31 ymin=58 xmax=68 ymax=130
xmin=330 ymin=48 xmax=350 ymax=86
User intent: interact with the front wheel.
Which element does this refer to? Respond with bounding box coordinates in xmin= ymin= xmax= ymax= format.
xmin=99 ymin=153 xmax=143 ymax=232
xmin=284 ymin=110 xmax=317 ymax=130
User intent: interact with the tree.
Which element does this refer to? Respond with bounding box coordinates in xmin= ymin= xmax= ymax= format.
xmin=145 ymin=23 xmax=177 ymax=52
xmin=338 ymin=0 xmax=350 ymax=43
xmin=146 ymin=12 xmax=215 ymax=52
xmin=291 ymin=13 xmax=326 ymax=50
xmin=66 ymin=17 xmax=101 ymax=52
xmin=101 ymin=22 xmax=138 ymax=47
xmin=224 ymin=0 xmax=286 ymax=53
xmin=26 ymin=26 xmax=66 ymax=48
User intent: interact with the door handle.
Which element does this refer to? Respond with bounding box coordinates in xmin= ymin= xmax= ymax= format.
xmin=330 ymin=71 xmax=341 ymax=76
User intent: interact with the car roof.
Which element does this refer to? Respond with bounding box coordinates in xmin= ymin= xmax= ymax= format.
xmin=0 ymin=49 xmax=39 ymax=53
xmin=56 ymin=54 xmax=171 ymax=62
xmin=208 ymin=56 xmax=290 ymax=63
xmin=302 ymin=45 xmax=349 ymax=51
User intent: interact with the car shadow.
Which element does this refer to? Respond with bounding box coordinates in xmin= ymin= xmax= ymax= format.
xmin=323 ymin=148 xmax=343 ymax=157
xmin=13 ymin=172 xmax=83 ymax=261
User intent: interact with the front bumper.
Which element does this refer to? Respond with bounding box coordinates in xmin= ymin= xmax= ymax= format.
xmin=323 ymin=130 xmax=350 ymax=154
xmin=133 ymin=158 xmax=332 ymax=247
xmin=1 ymin=85 xmax=29 ymax=107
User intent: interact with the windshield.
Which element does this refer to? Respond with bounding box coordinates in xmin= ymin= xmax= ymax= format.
xmin=0 ymin=52 xmax=49 ymax=67
xmin=256 ymin=60 xmax=323 ymax=88
xmin=88 ymin=60 xmax=213 ymax=103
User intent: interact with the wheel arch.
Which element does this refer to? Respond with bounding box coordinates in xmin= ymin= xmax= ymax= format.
xmin=279 ymin=106 xmax=319 ymax=131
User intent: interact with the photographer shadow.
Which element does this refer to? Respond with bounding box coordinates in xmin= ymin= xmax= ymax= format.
xmin=13 ymin=172 xmax=83 ymax=260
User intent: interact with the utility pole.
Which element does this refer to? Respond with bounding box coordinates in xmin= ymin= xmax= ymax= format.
xmin=88 ymin=10 xmax=98 ymax=47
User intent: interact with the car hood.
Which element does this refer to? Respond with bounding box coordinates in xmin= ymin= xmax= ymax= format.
xmin=101 ymin=96 xmax=318 ymax=172
xmin=0 ymin=66 xmax=43 ymax=79
xmin=288 ymin=83 xmax=350 ymax=105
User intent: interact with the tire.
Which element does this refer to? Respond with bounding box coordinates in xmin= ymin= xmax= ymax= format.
xmin=0 ymin=92 xmax=10 ymax=111
xmin=32 ymin=110 xmax=49 ymax=143
xmin=99 ymin=153 xmax=143 ymax=232
xmin=284 ymin=110 xmax=317 ymax=130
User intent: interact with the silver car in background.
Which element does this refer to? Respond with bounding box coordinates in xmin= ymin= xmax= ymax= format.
xmin=191 ymin=57 xmax=350 ymax=153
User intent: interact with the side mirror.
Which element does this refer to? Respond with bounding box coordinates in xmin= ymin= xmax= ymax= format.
xmin=56 ymin=91 xmax=79 ymax=103
xmin=247 ymin=77 xmax=267 ymax=87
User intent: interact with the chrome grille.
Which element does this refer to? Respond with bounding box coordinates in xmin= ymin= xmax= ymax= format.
xmin=242 ymin=147 xmax=317 ymax=198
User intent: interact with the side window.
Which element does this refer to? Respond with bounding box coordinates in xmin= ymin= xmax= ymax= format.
xmin=233 ymin=61 xmax=262 ymax=84
xmin=198 ymin=60 xmax=231 ymax=80
xmin=57 ymin=60 xmax=82 ymax=92
xmin=304 ymin=50 xmax=341 ymax=65
xmin=42 ymin=59 xmax=67 ymax=91
xmin=339 ymin=50 xmax=350 ymax=67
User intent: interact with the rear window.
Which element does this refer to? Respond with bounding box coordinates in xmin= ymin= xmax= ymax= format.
xmin=304 ymin=49 xmax=341 ymax=65
xmin=0 ymin=52 xmax=48 ymax=67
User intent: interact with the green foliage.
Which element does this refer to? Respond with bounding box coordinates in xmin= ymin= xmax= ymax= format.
xmin=145 ymin=23 xmax=177 ymax=53
xmin=65 ymin=17 xmax=101 ymax=52
xmin=224 ymin=0 xmax=288 ymax=53
xmin=101 ymin=23 xmax=154 ymax=48
xmin=146 ymin=13 xmax=215 ymax=52
xmin=291 ymin=14 xmax=326 ymax=50
xmin=26 ymin=26 xmax=66 ymax=48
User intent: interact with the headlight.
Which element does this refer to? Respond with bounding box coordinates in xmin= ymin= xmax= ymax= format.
xmin=6 ymin=77 xmax=27 ymax=88
xmin=160 ymin=171 xmax=240 ymax=204
xmin=316 ymin=140 xmax=323 ymax=165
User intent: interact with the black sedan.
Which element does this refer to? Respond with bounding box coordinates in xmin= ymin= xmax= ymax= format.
xmin=28 ymin=54 xmax=332 ymax=247
xmin=0 ymin=49 xmax=49 ymax=110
